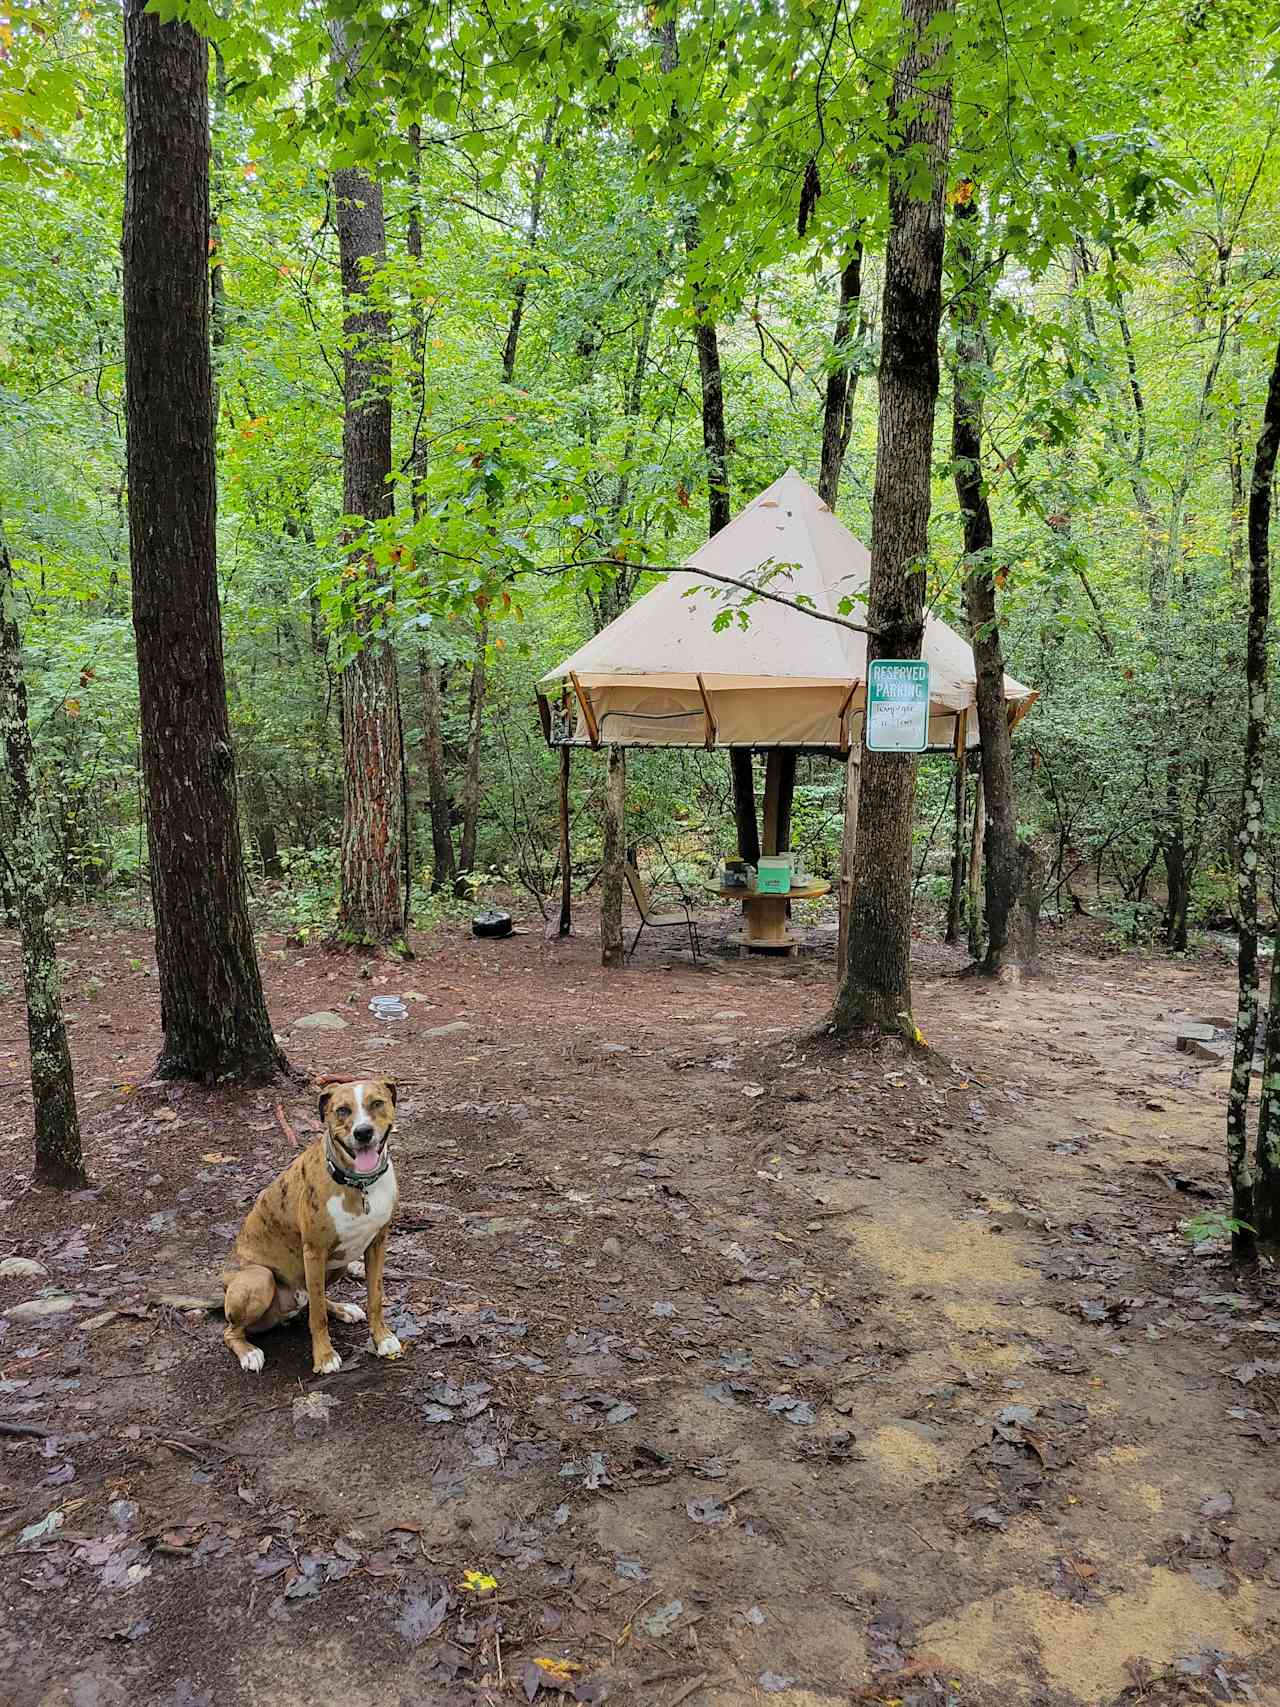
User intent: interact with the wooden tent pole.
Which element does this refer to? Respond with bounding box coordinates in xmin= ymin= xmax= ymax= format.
xmin=946 ymin=712 xmax=968 ymax=945
xmin=601 ymin=744 xmax=626 ymax=967
xmin=836 ymin=752 xmax=861 ymax=981
xmin=556 ymin=743 xmax=572 ymax=937
xmin=967 ymin=759 xmax=985 ymax=961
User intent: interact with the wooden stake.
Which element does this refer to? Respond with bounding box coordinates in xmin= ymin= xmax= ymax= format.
xmin=968 ymin=760 xmax=985 ymax=962
xmin=557 ymin=743 xmax=571 ymax=937
xmin=946 ymin=713 xmax=968 ymax=945
xmin=836 ymin=752 xmax=861 ymax=981
xmin=601 ymin=744 xmax=626 ymax=967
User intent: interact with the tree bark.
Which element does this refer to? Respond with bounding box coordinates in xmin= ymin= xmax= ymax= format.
xmin=828 ymin=0 xmax=954 ymax=1038
xmin=0 ymin=523 xmax=86 ymax=1187
xmin=1235 ymin=329 xmax=1280 ymax=1249
xmin=950 ymin=192 xmax=1038 ymax=977
xmin=123 ymin=0 xmax=285 ymax=1082
xmin=730 ymin=749 xmax=761 ymax=866
xmin=407 ymin=123 xmax=456 ymax=895
xmin=455 ymin=624 xmax=487 ymax=888
xmin=818 ymin=243 xmax=865 ymax=510
xmin=501 ymin=107 xmax=556 ymax=386
xmin=329 ymin=39 xmax=406 ymax=945
xmin=601 ymin=744 xmax=626 ymax=967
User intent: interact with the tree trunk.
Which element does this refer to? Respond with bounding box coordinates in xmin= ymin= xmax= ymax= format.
xmin=601 ymin=744 xmax=626 ymax=967
xmin=1237 ymin=330 xmax=1280 ymax=1249
xmin=417 ymin=651 xmax=456 ymax=892
xmin=1162 ymin=817 xmax=1190 ymax=953
xmin=407 ymin=123 xmax=456 ymax=895
xmin=950 ymin=192 xmax=1037 ymax=978
xmin=122 ymin=0 xmax=285 ymax=1082
xmin=501 ymin=107 xmax=556 ymax=386
xmin=829 ymin=0 xmax=953 ymax=1039
xmin=455 ymin=624 xmax=487 ymax=889
xmin=730 ymin=749 xmax=761 ymax=866
xmin=946 ymin=747 xmax=968 ymax=945
xmin=328 ymin=46 xmax=406 ymax=945
xmin=0 ymin=523 xmax=86 ymax=1188
xmin=818 ymin=242 xmax=865 ymax=510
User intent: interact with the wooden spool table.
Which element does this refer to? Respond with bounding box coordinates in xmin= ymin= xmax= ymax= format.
xmin=708 ymin=877 xmax=831 ymax=955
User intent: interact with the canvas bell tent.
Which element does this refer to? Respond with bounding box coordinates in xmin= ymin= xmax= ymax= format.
xmin=539 ymin=469 xmax=1036 ymax=756
xmin=536 ymin=469 xmax=1037 ymax=960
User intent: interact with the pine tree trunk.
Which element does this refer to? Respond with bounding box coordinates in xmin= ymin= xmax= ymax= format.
xmin=122 ymin=0 xmax=285 ymax=1083
xmin=950 ymin=192 xmax=1039 ymax=978
xmin=407 ymin=124 xmax=456 ymax=895
xmin=601 ymin=744 xmax=626 ymax=967
xmin=0 ymin=524 xmax=86 ymax=1188
xmin=828 ymin=0 xmax=954 ymax=1038
xmin=328 ymin=66 xmax=406 ymax=943
xmin=818 ymin=243 xmax=865 ymax=510
xmin=455 ymin=625 xmax=487 ymax=889
xmin=1238 ymin=330 xmax=1280 ymax=1247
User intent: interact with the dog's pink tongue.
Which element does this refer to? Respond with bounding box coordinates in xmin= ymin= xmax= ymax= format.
xmin=353 ymin=1144 xmax=381 ymax=1174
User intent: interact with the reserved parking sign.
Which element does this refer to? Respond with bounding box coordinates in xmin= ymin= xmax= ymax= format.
xmin=865 ymin=659 xmax=930 ymax=752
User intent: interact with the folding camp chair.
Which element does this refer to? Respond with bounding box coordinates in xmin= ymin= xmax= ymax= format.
xmin=624 ymin=856 xmax=700 ymax=961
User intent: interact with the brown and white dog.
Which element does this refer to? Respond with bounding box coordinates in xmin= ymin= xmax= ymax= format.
xmin=221 ymin=1079 xmax=402 ymax=1375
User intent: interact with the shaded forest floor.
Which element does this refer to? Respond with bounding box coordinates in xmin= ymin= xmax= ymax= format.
xmin=1 ymin=902 xmax=1279 ymax=1707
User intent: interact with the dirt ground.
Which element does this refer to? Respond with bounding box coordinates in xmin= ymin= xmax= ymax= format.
xmin=1 ymin=898 xmax=1279 ymax=1707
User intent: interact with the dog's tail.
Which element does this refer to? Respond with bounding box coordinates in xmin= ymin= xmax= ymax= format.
xmin=155 ymin=1292 xmax=225 ymax=1314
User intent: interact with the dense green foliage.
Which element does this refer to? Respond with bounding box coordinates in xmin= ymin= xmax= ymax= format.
xmin=2 ymin=0 xmax=1278 ymax=944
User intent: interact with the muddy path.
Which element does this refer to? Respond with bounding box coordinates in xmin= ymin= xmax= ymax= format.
xmin=1 ymin=910 xmax=1277 ymax=1706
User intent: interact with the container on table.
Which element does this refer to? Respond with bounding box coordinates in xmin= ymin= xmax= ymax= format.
xmin=756 ymin=856 xmax=792 ymax=894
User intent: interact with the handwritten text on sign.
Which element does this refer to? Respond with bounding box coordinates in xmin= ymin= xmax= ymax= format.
xmin=865 ymin=659 xmax=930 ymax=753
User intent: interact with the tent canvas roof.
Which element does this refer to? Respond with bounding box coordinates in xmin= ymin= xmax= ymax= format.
xmin=543 ymin=469 xmax=1034 ymax=749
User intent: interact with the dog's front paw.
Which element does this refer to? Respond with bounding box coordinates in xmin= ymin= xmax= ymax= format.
xmin=373 ymin=1332 xmax=402 ymax=1358
xmin=314 ymin=1350 xmax=341 ymax=1375
xmin=329 ymin=1301 xmax=366 ymax=1324
xmin=240 ymin=1347 xmax=265 ymax=1373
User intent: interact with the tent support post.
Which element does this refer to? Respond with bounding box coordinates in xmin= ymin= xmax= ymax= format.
xmin=601 ymin=744 xmax=626 ymax=967
xmin=569 ymin=671 xmax=600 ymax=748
xmin=557 ymin=744 xmax=572 ymax=938
xmin=968 ymin=759 xmax=985 ymax=961
xmin=730 ymin=750 xmax=760 ymax=866
xmin=946 ymin=712 xmax=968 ymax=946
xmin=836 ymin=752 xmax=861 ymax=982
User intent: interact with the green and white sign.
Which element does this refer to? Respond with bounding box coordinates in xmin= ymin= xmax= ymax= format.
xmin=865 ymin=659 xmax=930 ymax=752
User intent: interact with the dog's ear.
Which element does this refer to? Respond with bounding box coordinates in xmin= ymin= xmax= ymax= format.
xmin=384 ymin=1080 xmax=397 ymax=1109
xmin=318 ymin=1089 xmax=333 ymax=1122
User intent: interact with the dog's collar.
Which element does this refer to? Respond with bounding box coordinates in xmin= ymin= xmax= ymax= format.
xmin=325 ymin=1140 xmax=391 ymax=1192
